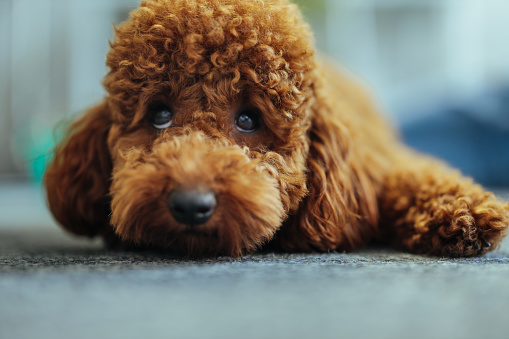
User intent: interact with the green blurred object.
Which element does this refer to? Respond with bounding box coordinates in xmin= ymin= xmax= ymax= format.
xmin=26 ymin=130 xmax=55 ymax=183
xmin=18 ymin=118 xmax=69 ymax=183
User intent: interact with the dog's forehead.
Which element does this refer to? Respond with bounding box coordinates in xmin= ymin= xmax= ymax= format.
xmin=106 ymin=1 xmax=315 ymax=82
xmin=104 ymin=0 xmax=317 ymax=129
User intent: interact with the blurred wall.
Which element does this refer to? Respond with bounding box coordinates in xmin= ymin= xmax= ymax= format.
xmin=0 ymin=0 xmax=508 ymax=178
xmin=322 ymin=0 xmax=509 ymax=121
xmin=0 ymin=0 xmax=139 ymax=178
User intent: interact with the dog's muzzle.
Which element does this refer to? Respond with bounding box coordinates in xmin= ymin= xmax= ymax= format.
xmin=109 ymin=131 xmax=291 ymax=255
xmin=168 ymin=188 xmax=217 ymax=226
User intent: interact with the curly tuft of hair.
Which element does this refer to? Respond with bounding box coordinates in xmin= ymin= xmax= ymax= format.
xmin=45 ymin=0 xmax=508 ymax=257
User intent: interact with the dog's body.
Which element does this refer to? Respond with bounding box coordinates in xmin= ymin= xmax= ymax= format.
xmin=45 ymin=0 xmax=509 ymax=257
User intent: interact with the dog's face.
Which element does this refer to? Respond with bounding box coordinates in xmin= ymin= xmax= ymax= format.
xmin=97 ymin=0 xmax=317 ymax=255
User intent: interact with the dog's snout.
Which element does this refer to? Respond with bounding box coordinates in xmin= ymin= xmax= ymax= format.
xmin=168 ymin=188 xmax=217 ymax=226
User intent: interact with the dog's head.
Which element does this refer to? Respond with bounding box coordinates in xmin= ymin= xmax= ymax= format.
xmin=46 ymin=0 xmax=378 ymax=256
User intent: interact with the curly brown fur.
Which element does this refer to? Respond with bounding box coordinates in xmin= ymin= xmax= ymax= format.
xmin=45 ymin=0 xmax=509 ymax=257
xmin=379 ymin=156 xmax=509 ymax=257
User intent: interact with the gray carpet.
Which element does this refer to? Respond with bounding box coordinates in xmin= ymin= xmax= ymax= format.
xmin=1 ymin=184 xmax=509 ymax=339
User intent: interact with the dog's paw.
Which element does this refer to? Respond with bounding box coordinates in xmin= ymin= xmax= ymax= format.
xmin=397 ymin=194 xmax=509 ymax=257
xmin=425 ymin=197 xmax=508 ymax=257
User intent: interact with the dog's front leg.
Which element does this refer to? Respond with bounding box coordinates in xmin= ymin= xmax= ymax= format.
xmin=378 ymin=157 xmax=509 ymax=257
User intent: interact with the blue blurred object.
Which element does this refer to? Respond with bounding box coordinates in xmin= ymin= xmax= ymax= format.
xmin=402 ymin=85 xmax=509 ymax=187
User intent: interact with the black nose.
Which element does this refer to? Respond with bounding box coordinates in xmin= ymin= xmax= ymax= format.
xmin=168 ymin=188 xmax=217 ymax=226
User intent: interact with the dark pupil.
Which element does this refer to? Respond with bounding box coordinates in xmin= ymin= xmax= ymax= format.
xmin=153 ymin=109 xmax=172 ymax=125
xmin=237 ymin=111 xmax=258 ymax=131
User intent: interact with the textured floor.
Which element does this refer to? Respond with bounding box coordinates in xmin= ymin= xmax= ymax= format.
xmin=1 ymin=184 xmax=509 ymax=339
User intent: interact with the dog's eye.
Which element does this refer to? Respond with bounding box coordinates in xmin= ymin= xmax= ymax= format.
xmin=150 ymin=107 xmax=174 ymax=129
xmin=235 ymin=109 xmax=260 ymax=133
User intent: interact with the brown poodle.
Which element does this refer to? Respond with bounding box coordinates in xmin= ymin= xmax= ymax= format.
xmin=45 ymin=0 xmax=509 ymax=257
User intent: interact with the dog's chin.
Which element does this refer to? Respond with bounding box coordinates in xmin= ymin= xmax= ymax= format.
xmin=183 ymin=226 xmax=218 ymax=237
xmin=112 ymin=214 xmax=281 ymax=257
xmin=138 ymin=225 xmax=225 ymax=257
xmin=173 ymin=226 xmax=245 ymax=257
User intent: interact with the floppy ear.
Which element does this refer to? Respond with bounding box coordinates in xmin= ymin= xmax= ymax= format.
xmin=45 ymin=102 xmax=112 ymax=237
xmin=278 ymin=107 xmax=379 ymax=252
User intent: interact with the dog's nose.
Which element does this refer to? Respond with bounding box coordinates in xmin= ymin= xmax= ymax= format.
xmin=168 ymin=188 xmax=217 ymax=226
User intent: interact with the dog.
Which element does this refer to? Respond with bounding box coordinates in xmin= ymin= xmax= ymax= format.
xmin=45 ymin=0 xmax=509 ymax=257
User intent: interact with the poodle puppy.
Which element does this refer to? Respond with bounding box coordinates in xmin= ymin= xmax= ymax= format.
xmin=45 ymin=0 xmax=509 ymax=257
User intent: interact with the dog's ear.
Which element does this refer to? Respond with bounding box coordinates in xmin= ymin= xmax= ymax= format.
xmin=45 ymin=102 xmax=112 ymax=237
xmin=280 ymin=106 xmax=379 ymax=252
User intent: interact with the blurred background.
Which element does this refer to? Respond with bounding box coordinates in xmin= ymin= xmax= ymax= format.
xmin=0 ymin=0 xmax=508 ymax=189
